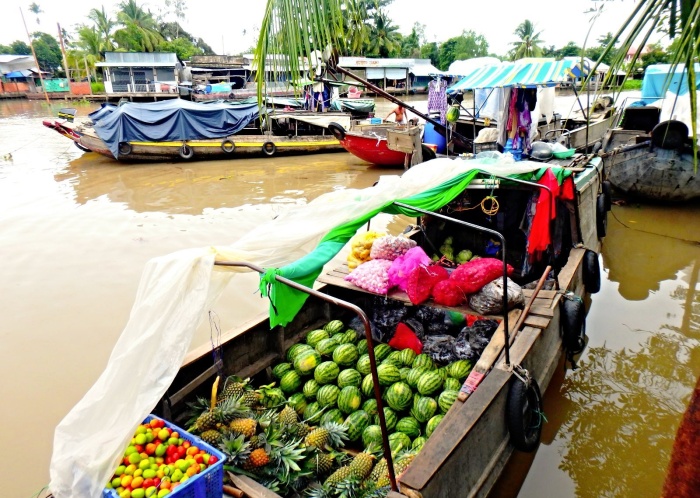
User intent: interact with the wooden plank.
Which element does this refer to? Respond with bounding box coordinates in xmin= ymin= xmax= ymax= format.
xmin=167 ymin=362 xmax=221 ymax=407
xmin=522 ymin=288 xmax=557 ymax=299
xmin=228 ymin=473 xmax=282 ymax=498
xmin=523 ymin=314 xmax=550 ymax=329
xmin=236 ymin=352 xmax=279 ymax=381
xmin=528 ymin=305 xmax=554 ymax=317
xmin=557 ymin=247 xmax=586 ymax=290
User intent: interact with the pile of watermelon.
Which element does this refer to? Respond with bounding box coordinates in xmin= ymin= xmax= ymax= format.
xmin=275 ymin=319 xmax=472 ymax=453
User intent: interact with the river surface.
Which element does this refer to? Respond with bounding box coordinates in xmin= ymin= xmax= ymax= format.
xmin=1 ymin=97 xmax=698 ymax=498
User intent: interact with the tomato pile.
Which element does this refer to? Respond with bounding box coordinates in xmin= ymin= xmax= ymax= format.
xmin=105 ymin=418 xmax=219 ymax=498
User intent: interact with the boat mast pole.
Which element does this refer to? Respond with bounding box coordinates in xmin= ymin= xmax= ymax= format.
xmin=20 ymin=7 xmax=49 ymax=106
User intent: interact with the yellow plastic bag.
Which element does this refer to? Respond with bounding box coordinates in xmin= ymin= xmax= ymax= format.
xmin=347 ymin=231 xmax=385 ymax=270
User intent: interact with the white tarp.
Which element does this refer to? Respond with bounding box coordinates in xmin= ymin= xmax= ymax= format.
xmin=657 ymin=89 xmax=700 ymax=139
xmin=271 ymin=113 xmax=351 ymax=130
xmin=48 ymin=157 xmax=549 ymax=498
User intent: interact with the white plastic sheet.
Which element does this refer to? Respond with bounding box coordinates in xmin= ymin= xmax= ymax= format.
xmin=49 ymin=157 xmax=547 ymax=497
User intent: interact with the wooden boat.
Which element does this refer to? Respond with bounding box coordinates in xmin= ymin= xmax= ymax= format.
xmin=43 ymin=101 xmax=349 ymax=162
xmin=152 ymin=155 xmax=606 ymax=498
xmin=600 ymin=110 xmax=700 ymax=202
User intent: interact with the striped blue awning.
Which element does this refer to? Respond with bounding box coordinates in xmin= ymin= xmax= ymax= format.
xmin=448 ymin=59 xmax=578 ymax=92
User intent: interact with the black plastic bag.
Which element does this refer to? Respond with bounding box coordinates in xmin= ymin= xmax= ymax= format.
xmin=422 ymin=334 xmax=457 ymax=363
xmin=456 ymin=319 xmax=499 ymax=361
xmin=414 ymin=306 xmax=452 ymax=336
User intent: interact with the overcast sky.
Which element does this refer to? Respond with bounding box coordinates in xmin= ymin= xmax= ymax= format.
xmin=4 ymin=0 xmax=658 ymax=57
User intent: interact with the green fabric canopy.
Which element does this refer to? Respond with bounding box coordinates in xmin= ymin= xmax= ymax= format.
xmin=259 ymin=166 xmax=572 ymax=328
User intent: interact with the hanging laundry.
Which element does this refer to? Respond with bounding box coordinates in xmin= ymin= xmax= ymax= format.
xmin=428 ymin=78 xmax=449 ymax=124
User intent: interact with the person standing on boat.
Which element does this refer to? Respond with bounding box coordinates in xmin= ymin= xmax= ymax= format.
xmin=385 ymin=105 xmax=407 ymax=124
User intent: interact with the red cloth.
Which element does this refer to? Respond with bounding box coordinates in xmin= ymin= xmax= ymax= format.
xmin=527 ymin=169 xmax=562 ymax=262
xmin=388 ymin=322 xmax=423 ymax=354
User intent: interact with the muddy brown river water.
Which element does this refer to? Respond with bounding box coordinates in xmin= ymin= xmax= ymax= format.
xmin=1 ymin=98 xmax=698 ymax=498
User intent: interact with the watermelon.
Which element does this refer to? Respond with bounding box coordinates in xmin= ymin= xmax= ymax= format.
xmin=303 ymin=401 xmax=323 ymax=423
xmin=446 ymin=359 xmax=472 ymax=381
xmin=306 ymin=329 xmax=329 ymax=347
xmin=287 ymin=392 xmax=307 ymax=415
xmin=446 ymin=104 xmax=460 ymax=123
xmin=411 ymin=396 xmax=438 ymax=423
xmin=385 ymin=382 xmax=413 ymax=412
xmin=317 ymin=384 xmax=340 ymax=408
xmin=356 ymin=354 xmax=372 ymax=375
xmin=416 ymin=371 xmax=443 ymax=396
xmin=321 ymin=408 xmax=344 ymax=425
xmin=338 ymin=386 xmax=362 ymax=414
xmin=399 ymin=367 xmax=411 ymax=380
xmin=413 ymin=354 xmax=435 ymax=370
xmin=412 ymin=436 xmax=427 ymax=451
xmin=331 ymin=332 xmax=346 ymax=345
xmin=388 ymin=432 xmax=412 ymax=453
xmin=314 ymin=361 xmax=340 ymax=385
xmin=436 ymin=367 xmax=448 ymax=381
xmin=362 ymin=398 xmax=378 ymax=416
xmin=384 ymin=350 xmax=403 ymax=365
xmin=362 ymin=425 xmax=383 ymax=447
xmin=293 ymin=349 xmax=322 ymax=376
xmin=323 ymin=319 xmax=344 ymax=335
xmin=374 ymin=407 xmax=397 ymax=431
xmin=272 ymin=362 xmax=293 ymax=380
xmin=443 ymin=377 xmax=461 ymax=391
xmin=357 ymin=339 xmax=368 ymax=355
xmin=344 ymin=410 xmax=370 ymax=442
xmin=280 ymin=370 xmax=302 ymax=394
xmin=333 ymin=343 xmax=359 ymax=366
xmin=426 ymin=414 xmax=444 ymax=437
xmin=316 ymin=337 xmax=340 ymax=357
xmin=438 ymin=390 xmax=459 ymax=413
xmin=377 ymin=363 xmax=401 ymax=386
xmin=303 ymin=379 xmax=320 ymax=400
xmin=361 ymin=374 xmax=375 ymax=398
xmin=396 ymin=417 xmax=421 ymax=439
xmin=406 ymin=368 xmax=428 ymax=389
xmin=399 ymin=348 xmax=417 ymax=367
xmin=337 ymin=368 xmax=362 ymax=389
xmin=374 ymin=344 xmax=392 ymax=362
xmin=342 ymin=329 xmax=358 ymax=344
xmin=286 ymin=343 xmax=313 ymax=362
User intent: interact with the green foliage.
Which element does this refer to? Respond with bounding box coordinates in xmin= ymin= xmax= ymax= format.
xmin=510 ymin=19 xmax=544 ymax=60
xmin=0 ymin=41 xmax=31 ymax=55
xmin=436 ymin=30 xmax=488 ymax=71
xmin=114 ymin=0 xmax=164 ymax=52
xmin=91 ymin=81 xmax=105 ymax=93
xmin=158 ymin=37 xmax=204 ymax=60
xmin=32 ymin=32 xmax=62 ymax=72
xmin=420 ymin=42 xmax=439 ymax=67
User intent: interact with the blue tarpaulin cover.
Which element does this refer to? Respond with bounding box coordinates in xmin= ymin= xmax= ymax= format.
xmin=89 ymin=99 xmax=259 ymax=158
xmin=641 ymin=63 xmax=700 ymax=99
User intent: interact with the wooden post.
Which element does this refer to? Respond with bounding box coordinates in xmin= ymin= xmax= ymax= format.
xmin=20 ymin=7 xmax=49 ymax=105
xmin=84 ymin=57 xmax=93 ymax=95
xmin=57 ymin=23 xmax=70 ymax=84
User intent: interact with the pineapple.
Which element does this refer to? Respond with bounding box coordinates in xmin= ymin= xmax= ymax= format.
xmin=229 ymin=417 xmax=257 ymax=438
xmin=305 ymin=451 xmax=335 ymax=475
xmin=348 ymin=451 xmax=375 ymax=479
xmin=245 ymin=448 xmax=271 ymax=469
xmin=199 ymin=429 xmax=222 ymax=446
xmin=242 ymin=390 xmax=260 ymax=408
xmin=323 ymin=465 xmax=352 ymax=487
xmin=191 ymin=392 xmax=251 ymax=433
xmin=304 ymin=422 xmax=348 ymax=450
xmin=278 ymin=405 xmax=298 ymax=425
xmin=249 ymin=432 xmax=267 ymax=449
xmin=218 ymin=433 xmax=251 ymax=467
xmin=369 ymin=458 xmax=388 ymax=483
xmin=219 ymin=376 xmax=250 ymax=401
xmin=289 ymin=422 xmax=311 ymax=439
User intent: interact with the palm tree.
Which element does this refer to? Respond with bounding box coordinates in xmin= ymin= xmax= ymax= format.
xmin=88 ymin=6 xmax=116 ymax=52
xmin=365 ymin=8 xmax=400 ymax=57
xmin=114 ymin=0 xmax=163 ymax=52
xmin=28 ymin=3 xmax=42 ymax=25
xmin=510 ymin=20 xmax=544 ymax=60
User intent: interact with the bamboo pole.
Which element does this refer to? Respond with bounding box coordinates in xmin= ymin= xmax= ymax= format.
xmin=20 ymin=7 xmax=49 ymax=105
xmin=57 ymin=23 xmax=70 ymax=85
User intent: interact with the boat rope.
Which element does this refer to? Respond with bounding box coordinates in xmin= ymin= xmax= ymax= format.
xmin=447 ymin=180 xmax=499 ymax=216
xmin=1 ymin=133 xmax=46 ymax=160
xmin=610 ymin=208 xmax=700 ymax=245
xmin=208 ymin=310 xmax=224 ymax=379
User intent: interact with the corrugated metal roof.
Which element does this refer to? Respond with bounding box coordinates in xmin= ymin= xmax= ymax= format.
xmin=96 ymin=62 xmax=177 ymax=67
xmin=0 ymin=54 xmax=33 ymax=63
xmin=103 ymin=52 xmax=179 ymax=64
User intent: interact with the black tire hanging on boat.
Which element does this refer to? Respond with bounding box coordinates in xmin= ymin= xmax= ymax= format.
xmin=421 ymin=143 xmax=437 ymax=161
xmin=262 ymin=141 xmax=276 ymax=157
xmin=596 ymin=194 xmax=607 ymax=239
xmin=179 ymin=144 xmax=194 ymax=160
xmin=221 ymin=139 xmax=235 ymax=153
xmin=583 ymin=249 xmax=601 ymax=293
xmin=328 ymin=122 xmax=346 ymax=141
xmin=506 ymin=377 xmax=543 ymax=453
xmin=602 ymin=180 xmax=612 ymax=211
xmin=561 ymin=296 xmax=586 ymax=355
xmin=118 ymin=142 xmax=132 ymax=156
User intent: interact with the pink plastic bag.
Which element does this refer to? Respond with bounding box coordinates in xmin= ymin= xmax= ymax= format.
xmin=388 ymin=246 xmax=431 ymax=291
xmin=407 ymin=264 xmax=449 ymax=305
xmin=344 ymin=259 xmax=393 ymax=294
xmin=449 ymin=258 xmax=513 ymax=295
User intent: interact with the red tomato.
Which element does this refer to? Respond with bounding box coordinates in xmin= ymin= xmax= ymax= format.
xmin=153 ymin=477 xmax=161 ymax=488
xmin=145 ymin=443 xmax=156 ymax=455
xmin=134 ymin=445 xmax=144 ymax=453
xmin=177 ymin=446 xmax=186 ymax=457
xmin=166 ymin=445 xmax=177 ymax=456
xmin=193 ymin=454 xmax=203 ymax=464
xmin=143 ymin=478 xmax=154 ymax=489
xmin=208 ymin=455 xmax=218 ymax=465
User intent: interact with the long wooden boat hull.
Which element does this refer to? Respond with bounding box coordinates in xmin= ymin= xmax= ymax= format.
xmin=43 ymin=120 xmax=344 ymax=162
xmin=157 ymin=159 xmax=604 ymax=498
xmin=602 ymin=129 xmax=700 ymax=202
xmin=339 ymin=132 xmax=408 ymax=166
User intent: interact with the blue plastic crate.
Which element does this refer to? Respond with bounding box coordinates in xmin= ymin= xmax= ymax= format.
xmin=103 ymin=414 xmax=226 ymax=498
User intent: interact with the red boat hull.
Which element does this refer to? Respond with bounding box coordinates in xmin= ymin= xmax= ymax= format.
xmin=340 ymin=132 xmax=408 ymax=166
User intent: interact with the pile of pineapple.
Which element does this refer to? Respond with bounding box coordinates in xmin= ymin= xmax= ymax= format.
xmin=188 ymin=375 xmax=410 ymax=498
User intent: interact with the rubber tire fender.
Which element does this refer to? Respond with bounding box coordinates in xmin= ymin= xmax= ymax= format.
xmin=179 ymin=144 xmax=194 ymax=160
xmin=262 ymin=141 xmax=276 ymax=157
xmin=328 ymin=122 xmax=346 ymax=141
xmin=561 ymin=296 xmax=586 ymax=355
xmin=582 ymin=249 xmax=601 ymax=293
xmin=602 ymin=180 xmax=612 ymax=211
xmin=118 ymin=142 xmax=132 ymax=156
xmin=506 ymin=377 xmax=543 ymax=453
xmin=421 ymin=143 xmax=437 ymax=161
xmin=596 ymin=194 xmax=607 ymax=239
xmin=221 ymin=139 xmax=235 ymax=153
